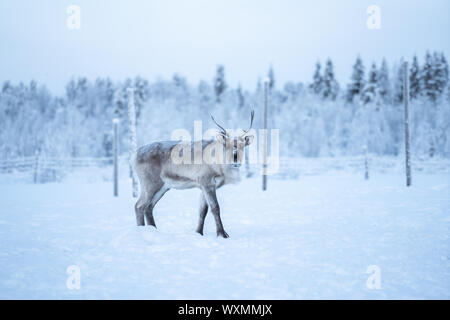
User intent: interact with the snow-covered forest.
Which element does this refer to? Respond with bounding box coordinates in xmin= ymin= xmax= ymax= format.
xmin=1 ymin=0 xmax=450 ymax=300
xmin=1 ymin=52 xmax=449 ymax=160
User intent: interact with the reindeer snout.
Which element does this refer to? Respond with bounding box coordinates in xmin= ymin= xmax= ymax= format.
xmin=232 ymin=147 xmax=241 ymax=168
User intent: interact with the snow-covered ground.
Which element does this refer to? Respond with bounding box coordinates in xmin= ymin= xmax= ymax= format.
xmin=0 ymin=168 xmax=449 ymax=299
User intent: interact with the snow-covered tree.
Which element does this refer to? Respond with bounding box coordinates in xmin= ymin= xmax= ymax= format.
xmin=283 ymin=81 xmax=303 ymax=100
xmin=133 ymin=76 xmax=149 ymax=121
xmin=236 ymin=84 xmax=245 ymax=108
xmin=421 ymin=52 xmax=437 ymax=102
xmin=1 ymin=53 xmax=450 ymax=162
xmin=393 ymin=59 xmax=405 ymax=105
xmin=377 ymin=58 xmax=391 ymax=105
xmin=441 ymin=53 xmax=449 ymax=90
xmin=255 ymin=77 xmax=262 ymax=93
xmin=214 ymin=65 xmax=227 ymax=103
xmin=310 ymin=62 xmax=323 ymax=96
xmin=447 ymin=82 xmax=450 ymax=103
xmin=198 ymin=80 xmax=213 ymax=111
xmin=346 ymin=56 xmax=365 ymax=103
xmin=322 ymin=59 xmax=339 ymax=101
xmin=267 ymin=66 xmax=275 ymax=91
xmin=433 ymin=52 xmax=449 ymax=100
xmin=363 ymin=62 xmax=378 ymax=105
xmin=409 ymin=55 xmax=420 ymax=100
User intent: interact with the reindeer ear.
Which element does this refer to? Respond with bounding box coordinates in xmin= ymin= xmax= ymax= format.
xmin=245 ymin=135 xmax=254 ymax=146
xmin=216 ymin=133 xmax=227 ymax=145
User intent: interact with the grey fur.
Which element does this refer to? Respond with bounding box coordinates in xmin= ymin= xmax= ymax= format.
xmin=131 ymin=137 xmax=252 ymax=238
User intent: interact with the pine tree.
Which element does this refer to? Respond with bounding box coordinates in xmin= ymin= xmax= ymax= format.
xmin=322 ymin=59 xmax=339 ymax=100
xmin=409 ymin=55 xmax=420 ymax=100
xmin=113 ymin=80 xmax=131 ymax=118
xmin=267 ymin=66 xmax=275 ymax=91
xmin=198 ymin=80 xmax=212 ymax=104
xmin=65 ymin=79 xmax=77 ymax=102
xmin=377 ymin=58 xmax=391 ymax=105
xmin=214 ymin=65 xmax=227 ymax=103
xmin=172 ymin=73 xmax=187 ymax=89
xmin=346 ymin=56 xmax=365 ymax=103
xmin=421 ymin=51 xmax=436 ymax=102
xmin=133 ymin=76 xmax=149 ymax=120
xmin=256 ymin=77 xmax=262 ymax=93
xmin=236 ymin=84 xmax=245 ymax=108
xmin=441 ymin=53 xmax=449 ymax=103
xmin=434 ymin=52 xmax=449 ymax=99
xmin=447 ymin=82 xmax=450 ymax=103
xmin=441 ymin=53 xmax=449 ymax=88
xmin=393 ymin=59 xmax=405 ymax=105
xmin=310 ymin=62 xmax=323 ymax=96
xmin=363 ymin=62 xmax=378 ymax=105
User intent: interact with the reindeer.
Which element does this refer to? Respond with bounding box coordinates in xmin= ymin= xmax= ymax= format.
xmin=131 ymin=111 xmax=255 ymax=238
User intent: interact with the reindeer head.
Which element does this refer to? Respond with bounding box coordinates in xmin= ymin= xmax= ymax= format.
xmin=211 ymin=111 xmax=255 ymax=168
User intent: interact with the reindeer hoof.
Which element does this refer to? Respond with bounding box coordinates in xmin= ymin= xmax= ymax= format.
xmin=217 ymin=231 xmax=229 ymax=238
xmin=196 ymin=229 xmax=204 ymax=236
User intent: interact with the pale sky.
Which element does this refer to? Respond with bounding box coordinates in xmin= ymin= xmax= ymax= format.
xmin=1 ymin=0 xmax=449 ymax=94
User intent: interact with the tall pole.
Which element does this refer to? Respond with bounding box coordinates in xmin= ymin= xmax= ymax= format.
xmin=127 ymin=87 xmax=138 ymax=197
xmin=403 ymin=61 xmax=411 ymax=187
xmin=262 ymin=77 xmax=269 ymax=191
xmin=113 ymin=118 xmax=119 ymax=197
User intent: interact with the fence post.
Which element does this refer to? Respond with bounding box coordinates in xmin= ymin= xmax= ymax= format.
xmin=262 ymin=77 xmax=269 ymax=191
xmin=403 ymin=60 xmax=412 ymax=187
xmin=127 ymin=87 xmax=138 ymax=198
xmin=33 ymin=150 xmax=40 ymax=184
xmin=113 ymin=118 xmax=119 ymax=197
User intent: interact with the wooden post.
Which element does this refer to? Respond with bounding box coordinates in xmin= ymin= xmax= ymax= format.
xmin=403 ymin=61 xmax=411 ymax=187
xmin=127 ymin=87 xmax=138 ymax=197
xmin=113 ymin=118 xmax=119 ymax=197
xmin=262 ymin=77 xmax=269 ymax=191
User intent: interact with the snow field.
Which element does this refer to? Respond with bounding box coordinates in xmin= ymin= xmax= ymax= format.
xmin=0 ymin=171 xmax=449 ymax=299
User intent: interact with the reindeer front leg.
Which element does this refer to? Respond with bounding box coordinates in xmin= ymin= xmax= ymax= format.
xmin=201 ymin=184 xmax=229 ymax=238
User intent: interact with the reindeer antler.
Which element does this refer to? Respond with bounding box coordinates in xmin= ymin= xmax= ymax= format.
xmin=210 ymin=114 xmax=229 ymax=137
xmin=241 ymin=110 xmax=255 ymax=136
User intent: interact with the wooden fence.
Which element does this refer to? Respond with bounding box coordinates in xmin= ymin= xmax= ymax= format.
xmin=0 ymin=155 xmax=129 ymax=183
xmin=0 ymin=155 xmax=448 ymax=184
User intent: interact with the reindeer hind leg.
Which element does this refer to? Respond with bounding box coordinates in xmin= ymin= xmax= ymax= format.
xmin=144 ymin=183 xmax=169 ymax=228
xmin=135 ymin=196 xmax=146 ymax=226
